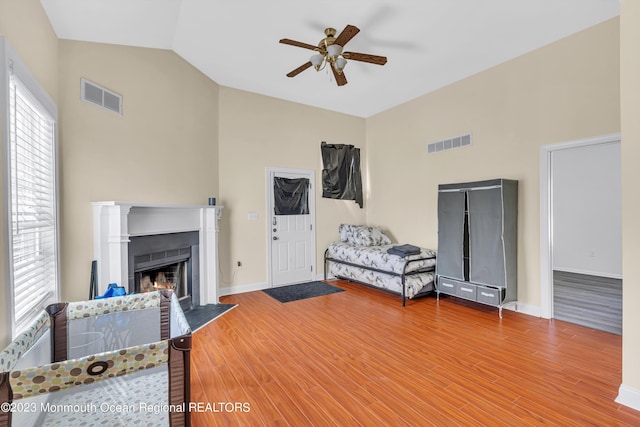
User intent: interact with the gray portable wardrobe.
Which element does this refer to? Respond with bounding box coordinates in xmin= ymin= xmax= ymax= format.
xmin=436 ymin=178 xmax=518 ymax=317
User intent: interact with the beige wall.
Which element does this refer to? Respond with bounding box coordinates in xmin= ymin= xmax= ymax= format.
xmin=58 ymin=40 xmax=219 ymax=302
xmin=218 ymin=87 xmax=365 ymax=292
xmin=0 ymin=0 xmax=58 ymax=100
xmin=365 ymin=18 xmax=620 ymax=310
xmin=0 ymin=0 xmax=58 ymax=346
xmin=620 ymin=1 xmax=640 ymax=396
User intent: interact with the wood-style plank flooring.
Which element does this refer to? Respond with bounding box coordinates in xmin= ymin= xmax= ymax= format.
xmin=190 ymin=280 xmax=640 ymax=426
xmin=553 ymin=270 xmax=622 ymax=335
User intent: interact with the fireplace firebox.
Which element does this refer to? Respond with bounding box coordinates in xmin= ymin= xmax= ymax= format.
xmin=128 ymin=231 xmax=199 ymax=312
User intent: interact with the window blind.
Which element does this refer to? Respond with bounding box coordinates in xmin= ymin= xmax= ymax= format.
xmin=8 ymin=73 xmax=59 ymax=336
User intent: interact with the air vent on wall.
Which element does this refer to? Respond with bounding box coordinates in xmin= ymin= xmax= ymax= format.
xmin=427 ymin=133 xmax=472 ymax=154
xmin=80 ymin=78 xmax=122 ymax=115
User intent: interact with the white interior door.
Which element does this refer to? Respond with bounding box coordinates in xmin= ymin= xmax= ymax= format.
xmin=268 ymin=168 xmax=316 ymax=287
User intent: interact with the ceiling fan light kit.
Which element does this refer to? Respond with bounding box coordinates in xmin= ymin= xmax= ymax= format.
xmin=310 ymin=46 xmax=346 ymax=73
xmin=280 ymin=24 xmax=387 ymax=86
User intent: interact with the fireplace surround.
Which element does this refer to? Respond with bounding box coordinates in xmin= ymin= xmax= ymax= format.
xmin=92 ymin=202 xmax=222 ymax=305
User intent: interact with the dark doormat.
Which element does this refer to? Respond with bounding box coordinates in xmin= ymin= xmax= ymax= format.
xmin=263 ymin=281 xmax=344 ymax=303
xmin=184 ymin=303 xmax=237 ymax=332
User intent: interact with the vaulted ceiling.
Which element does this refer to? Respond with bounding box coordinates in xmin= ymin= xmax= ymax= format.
xmin=40 ymin=0 xmax=619 ymax=118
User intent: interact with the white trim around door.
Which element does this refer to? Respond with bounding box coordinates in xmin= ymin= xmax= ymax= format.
xmin=539 ymin=132 xmax=621 ymax=319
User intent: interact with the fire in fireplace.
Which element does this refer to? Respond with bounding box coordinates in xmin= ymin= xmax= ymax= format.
xmin=137 ymin=261 xmax=187 ymax=296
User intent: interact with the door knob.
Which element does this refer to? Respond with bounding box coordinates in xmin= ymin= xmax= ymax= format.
xmin=273 ymin=236 xmax=279 ymax=240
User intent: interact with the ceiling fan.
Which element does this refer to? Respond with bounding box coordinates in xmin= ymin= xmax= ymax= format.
xmin=279 ymin=25 xmax=387 ymax=86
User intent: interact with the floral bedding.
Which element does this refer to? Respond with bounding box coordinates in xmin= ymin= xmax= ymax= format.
xmin=326 ymin=242 xmax=436 ymax=274
xmin=326 ymin=224 xmax=437 ymax=300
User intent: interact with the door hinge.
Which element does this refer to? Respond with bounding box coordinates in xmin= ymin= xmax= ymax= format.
xmin=310 ymin=265 xmax=313 ymax=272
xmin=310 ymin=224 xmax=313 ymax=231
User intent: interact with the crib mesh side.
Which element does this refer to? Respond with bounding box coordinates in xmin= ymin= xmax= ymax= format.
xmin=170 ymin=293 xmax=191 ymax=338
xmin=68 ymin=309 xmax=161 ymax=360
xmin=51 ymin=291 xmax=165 ymax=361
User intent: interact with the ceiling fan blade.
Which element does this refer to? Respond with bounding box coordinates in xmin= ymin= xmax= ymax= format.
xmin=286 ymin=61 xmax=313 ymax=78
xmin=343 ymin=51 xmax=387 ymax=66
xmin=279 ymin=38 xmax=318 ymax=51
xmin=331 ymin=66 xmax=348 ymax=86
xmin=333 ymin=25 xmax=360 ymax=47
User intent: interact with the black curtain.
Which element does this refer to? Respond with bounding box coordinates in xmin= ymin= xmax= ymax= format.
xmin=321 ymin=141 xmax=363 ymax=208
xmin=273 ymin=177 xmax=310 ymax=215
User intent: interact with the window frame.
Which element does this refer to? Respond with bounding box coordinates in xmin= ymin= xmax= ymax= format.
xmin=1 ymin=37 xmax=60 ymax=339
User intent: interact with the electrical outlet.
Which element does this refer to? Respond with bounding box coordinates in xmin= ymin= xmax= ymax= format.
xmin=237 ymin=261 xmax=242 ymax=267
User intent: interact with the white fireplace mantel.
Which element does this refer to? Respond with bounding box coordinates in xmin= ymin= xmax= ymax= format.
xmin=92 ymin=201 xmax=223 ymax=305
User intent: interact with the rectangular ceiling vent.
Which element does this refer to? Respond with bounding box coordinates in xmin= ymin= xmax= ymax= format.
xmin=80 ymin=78 xmax=122 ymax=115
xmin=427 ymin=133 xmax=472 ymax=154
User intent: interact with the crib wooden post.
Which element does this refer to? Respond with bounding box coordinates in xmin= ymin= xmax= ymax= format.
xmin=159 ymin=290 xmax=172 ymax=340
xmin=0 ymin=372 xmax=11 ymax=427
xmin=46 ymin=302 xmax=69 ymax=363
xmin=168 ymin=334 xmax=192 ymax=426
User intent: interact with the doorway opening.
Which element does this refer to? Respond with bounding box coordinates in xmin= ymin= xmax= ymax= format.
xmin=540 ymin=133 xmax=621 ymax=334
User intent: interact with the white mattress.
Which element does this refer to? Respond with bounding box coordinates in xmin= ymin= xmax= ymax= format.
xmin=15 ymin=367 xmax=169 ymax=427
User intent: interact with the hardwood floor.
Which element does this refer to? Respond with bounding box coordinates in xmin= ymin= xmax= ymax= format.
xmin=189 ymin=280 xmax=640 ymax=426
xmin=553 ymin=270 xmax=622 ymax=335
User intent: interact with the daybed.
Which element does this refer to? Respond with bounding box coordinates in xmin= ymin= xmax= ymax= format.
xmin=0 ymin=290 xmax=191 ymax=427
xmin=324 ymin=225 xmax=436 ymax=306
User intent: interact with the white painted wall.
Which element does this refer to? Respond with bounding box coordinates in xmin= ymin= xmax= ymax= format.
xmin=552 ymin=141 xmax=621 ymax=278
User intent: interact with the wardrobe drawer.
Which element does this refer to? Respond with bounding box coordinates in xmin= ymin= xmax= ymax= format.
xmin=477 ymin=286 xmax=501 ymax=306
xmin=437 ymin=277 xmax=459 ymax=296
xmin=456 ymin=283 xmax=477 ymax=301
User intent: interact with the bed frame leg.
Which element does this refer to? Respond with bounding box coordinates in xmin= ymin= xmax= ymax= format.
xmin=402 ymin=278 xmax=406 ymax=307
xmin=323 ymin=249 xmax=328 ymax=280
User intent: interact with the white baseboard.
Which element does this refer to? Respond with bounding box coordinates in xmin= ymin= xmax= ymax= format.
xmin=507 ymin=301 xmax=542 ymax=318
xmin=219 ymin=281 xmax=268 ymax=297
xmin=616 ymin=385 xmax=640 ymax=411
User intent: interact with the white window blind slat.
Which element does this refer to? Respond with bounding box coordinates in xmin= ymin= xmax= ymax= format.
xmin=8 ymin=72 xmax=59 ymax=337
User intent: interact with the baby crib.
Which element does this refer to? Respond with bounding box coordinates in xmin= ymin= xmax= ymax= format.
xmin=0 ymin=290 xmax=191 ymax=426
